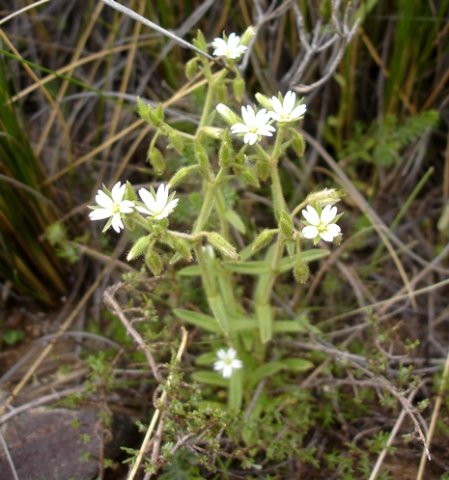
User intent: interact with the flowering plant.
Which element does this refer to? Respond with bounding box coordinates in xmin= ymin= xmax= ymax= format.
xmin=90 ymin=29 xmax=343 ymax=413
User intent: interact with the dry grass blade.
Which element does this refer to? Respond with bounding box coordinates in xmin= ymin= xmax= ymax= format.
xmin=101 ymin=0 xmax=214 ymax=60
xmin=0 ymin=0 xmax=50 ymax=26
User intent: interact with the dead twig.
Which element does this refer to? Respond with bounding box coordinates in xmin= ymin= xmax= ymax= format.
xmin=127 ymin=327 xmax=188 ymax=480
xmin=104 ymin=283 xmax=163 ymax=383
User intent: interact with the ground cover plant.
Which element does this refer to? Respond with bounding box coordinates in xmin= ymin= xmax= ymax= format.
xmin=0 ymin=1 xmax=449 ymax=479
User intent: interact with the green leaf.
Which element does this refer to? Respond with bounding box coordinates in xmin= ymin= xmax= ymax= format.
xmin=224 ymin=260 xmax=271 ymax=275
xmin=229 ymin=369 xmax=243 ymax=410
xmin=229 ymin=316 xmax=258 ymax=332
xmin=256 ymin=303 xmax=273 ymax=343
xmin=225 ymin=249 xmax=329 ymax=275
xmin=273 ymin=319 xmax=309 ymax=333
xmin=224 ymin=209 xmax=246 ymax=234
xmin=249 ymin=362 xmax=285 ymax=388
xmin=173 ymin=309 xmax=220 ymax=333
xmin=176 ymin=265 xmax=201 ymax=276
xmin=192 ymin=371 xmax=228 ymax=387
xmin=195 ymin=352 xmax=217 ymax=366
xmin=279 ymin=249 xmax=329 ymax=272
xmin=282 ymin=358 xmax=314 ymax=372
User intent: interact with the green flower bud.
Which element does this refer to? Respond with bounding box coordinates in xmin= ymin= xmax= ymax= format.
xmin=145 ymin=250 xmax=163 ymax=276
xmin=127 ymin=235 xmax=152 ymax=261
xmin=293 ymin=258 xmax=310 ymax=284
xmin=166 ymin=128 xmax=184 ymax=154
xmin=256 ymin=158 xmax=271 ymax=181
xmin=233 ymin=76 xmax=245 ymax=103
xmin=147 ymin=145 xmax=165 ymax=175
xmin=255 ymin=92 xmax=272 ymax=110
xmin=216 ymin=103 xmax=241 ymax=125
xmin=137 ymin=98 xmax=164 ymax=127
xmin=169 ymin=165 xmax=200 ymax=188
xmin=193 ymin=29 xmax=207 ymax=51
xmin=185 ymin=57 xmax=199 ymax=80
xmin=200 ymin=127 xmax=224 ymax=140
xmin=290 ymin=129 xmax=306 ymax=158
xmin=194 ymin=143 xmax=210 ymax=173
xmin=207 ymin=232 xmax=239 ymax=260
xmin=305 ymin=188 xmax=344 ymax=207
xmin=234 ymin=164 xmax=260 ymax=188
xmin=219 ymin=135 xmax=233 ymax=168
xmin=240 ymin=26 xmax=256 ymax=46
xmin=251 ymin=229 xmax=278 ymax=253
xmin=279 ymin=211 xmax=294 ymax=237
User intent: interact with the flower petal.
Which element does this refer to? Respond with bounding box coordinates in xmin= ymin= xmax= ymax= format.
xmin=302 ymin=225 xmax=319 ymax=239
xmin=244 ymin=132 xmax=258 ymax=145
xmin=326 ymin=223 xmax=341 ymax=235
xmin=155 ymin=183 xmax=169 ymax=208
xmin=231 ymin=123 xmax=249 ymax=134
xmin=139 ymin=188 xmax=157 ymax=212
xmin=302 ymin=205 xmax=320 ymax=225
xmin=321 ymin=205 xmax=337 ymax=224
xmin=270 ymin=96 xmax=283 ymax=115
xmin=222 ymin=365 xmax=233 ymax=378
xmin=319 ymin=230 xmax=337 ymax=242
xmin=241 ymin=105 xmax=256 ymax=125
xmin=216 ymin=349 xmax=227 ymax=360
xmin=89 ymin=208 xmax=113 ymax=221
xmin=291 ymin=104 xmax=306 ymax=119
xmin=111 ymin=214 xmax=124 ymax=233
xmin=95 ymin=190 xmax=113 ymax=208
xmin=283 ymin=91 xmax=296 ymax=113
xmin=119 ymin=200 xmax=135 ymax=214
xmin=226 ymin=347 xmax=237 ymax=359
xmin=111 ymin=181 xmax=126 ymax=203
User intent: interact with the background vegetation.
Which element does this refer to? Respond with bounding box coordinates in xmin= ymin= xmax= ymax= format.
xmin=0 ymin=0 xmax=448 ymax=478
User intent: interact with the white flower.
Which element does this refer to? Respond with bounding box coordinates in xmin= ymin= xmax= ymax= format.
xmin=137 ymin=183 xmax=178 ymax=220
xmin=212 ymin=32 xmax=247 ymax=60
xmin=89 ymin=181 xmax=134 ymax=233
xmin=301 ymin=204 xmax=341 ymax=243
xmin=269 ymin=91 xmax=306 ymax=123
xmin=213 ymin=348 xmax=242 ymax=378
xmin=231 ymin=106 xmax=276 ymax=145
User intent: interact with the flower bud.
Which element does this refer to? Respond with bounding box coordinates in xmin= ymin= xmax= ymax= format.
xmin=240 ymin=26 xmax=255 ymax=46
xmin=169 ymin=165 xmax=200 ymax=188
xmin=145 ymin=250 xmax=163 ymax=276
xmin=233 ymin=76 xmax=245 ymax=102
xmin=293 ymin=258 xmax=310 ymax=284
xmin=200 ymin=127 xmax=225 ymax=140
xmin=185 ymin=57 xmax=199 ymax=80
xmin=207 ymin=232 xmax=239 ymax=260
xmin=279 ymin=211 xmax=294 ymax=237
xmin=255 ymin=92 xmax=272 ymax=110
xmin=147 ymin=145 xmax=165 ymax=175
xmin=305 ymin=188 xmax=343 ymax=207
xmin=216 ymin=103 xmax=241 ymax=125
xmin=219 ymin=135 xmax=233 ymax=168
xmin=195 ymin=143 xmax=210 ymax=172
xmin=137 ymin=98 xmax=164 ymax=127
xmin=127 ymin=235 xmax=152 ymax=261
xmin=290 ymin=129 xmax=306 ymax=158
xmin=251 ymin=229 xmax=278 ymax=253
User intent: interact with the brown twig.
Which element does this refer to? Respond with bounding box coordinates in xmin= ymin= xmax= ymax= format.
xmin=103 ymin=284 xmax=163 ymax=383
xmin=127 ymin=327 xmax=189 ymax=480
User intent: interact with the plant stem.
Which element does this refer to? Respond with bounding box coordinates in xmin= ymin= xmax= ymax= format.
xmin=192 ymin=181 xmax=216 ymax=234
xmin=194 ymin=245 xmax=229 ymax=333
